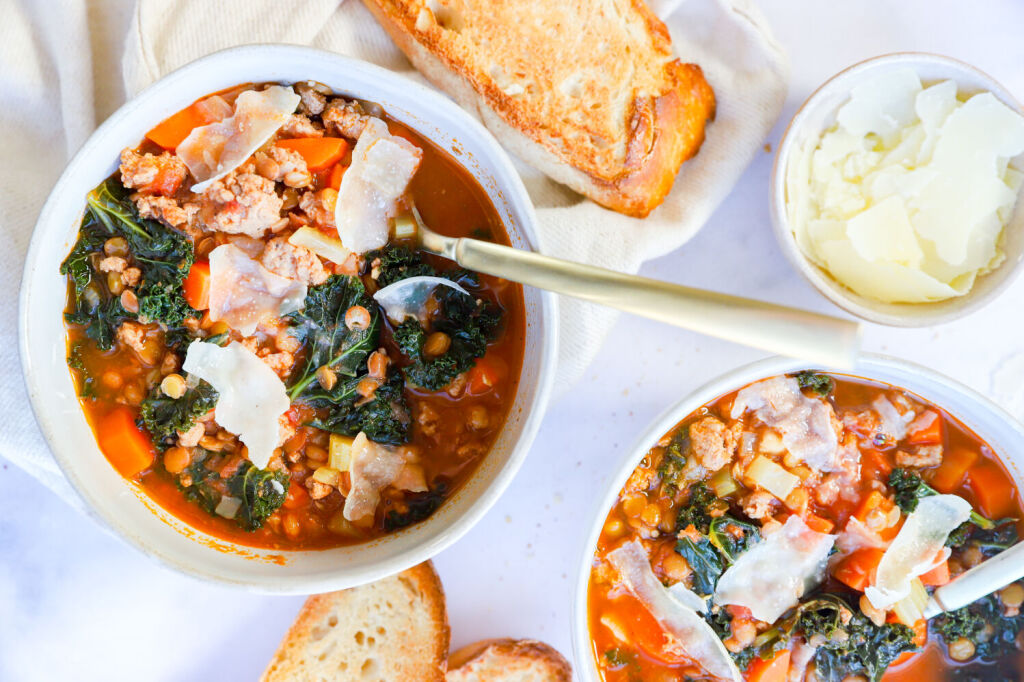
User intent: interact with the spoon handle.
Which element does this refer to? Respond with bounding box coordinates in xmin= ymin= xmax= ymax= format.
xmin=924 ymin=541 xmax=1024 ymax=618
xmin=420 ymin=231 xmax=861 ymax=368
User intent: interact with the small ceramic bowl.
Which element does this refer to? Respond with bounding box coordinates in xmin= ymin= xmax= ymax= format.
xmin=570 ymin=354 xmax=1024 ymax=681
xmin=771 ymin=53 xmax=1024 ymax=326
xmin=18 ymin=45 xmax=558 ymax=593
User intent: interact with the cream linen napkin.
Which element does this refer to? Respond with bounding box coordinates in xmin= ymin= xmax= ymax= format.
xmin=3 ymin=0 xmax=786 ymax=503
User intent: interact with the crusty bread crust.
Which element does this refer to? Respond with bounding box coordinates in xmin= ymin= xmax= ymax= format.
xmin=261 ymin=562 xmax=450 ymax=682
xmin=447 ymin=638 xmax=573 ymax=681
xmin=363 ymin=0 xmax=715 ymax=217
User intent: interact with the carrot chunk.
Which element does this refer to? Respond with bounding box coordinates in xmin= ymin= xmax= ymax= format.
xmin=467 ymin=356 xmax=505 ymax=395
xmin=967 ymin=463 xmax=1016 ymax=519
xmin=747 ymin=648 xmax=791 ymax=682
xmin=182 ymin=261 xmax=211 ymax=310
xmin=328 ymin=163 xmax=347 ymax=190
xmin=906 ymin=410 xmax=942 ymax=445
xmin=97 ymin=406 xmax=156 ymax=478
xmin=146 ymin=101 xmax=219 ymax=150
xmin=920 ymin=559 xmax=951 ymax=587
xmin=803 ymin=511 xmax=835 ymax=534
xmin=931 ymin=447 xmax=979 ymax=493
xmin=833 ymin=548 xmax=885 ymax=592
xmin=276 ymin=137 xmax=350 ymax=171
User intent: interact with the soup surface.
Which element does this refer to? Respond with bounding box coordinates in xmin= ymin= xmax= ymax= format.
xmin=62 ymin=82 xmax=525 ymax=549
xmin=588 ymin=371 xmax=1023 ymax=681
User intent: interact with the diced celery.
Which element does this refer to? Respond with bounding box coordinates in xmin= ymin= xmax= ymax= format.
xmin=892 ymin=577 xmax=928 ymax=626
xmin=710 ymin=468 xmax=739 ymax=498
xmin=312 ymin=466 xmax=341 ymax=487
xmin=393 ymin=213 xmax=418 ymax=240
xmin=746 ymin=455 xmax=799 ymax=501
xmin=288 ymin=226 xmax=352 ymax=265
xmin=329 ymin=433 xmax=354 ymax=472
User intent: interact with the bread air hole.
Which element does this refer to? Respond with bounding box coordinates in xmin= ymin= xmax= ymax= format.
xmin=360 ymin=658 xmax=380 ymax=678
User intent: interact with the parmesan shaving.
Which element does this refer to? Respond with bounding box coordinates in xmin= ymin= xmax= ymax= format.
xmin=372 ymin=275 xmax=470 ymax=324
xmin=714 ymin=515 xmax=836 ymax=623
xmin=182 ymin=341 xmax=290 ymax=469
xmin=865 ymin=494 xmax=971 ymax=609
xmin=607 ymin=540 xmax=741 ymax=681
xmin=335 ymin=118 xmax=423 ymax=253
xmin=178 ymin=85 xmax=300 ymax=192
xmin=208 ymin=244 xmax=307 ymax=336
xmin=788 ymin=68 xmax=1024 ymax=303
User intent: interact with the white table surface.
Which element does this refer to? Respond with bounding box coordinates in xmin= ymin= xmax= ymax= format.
xmin=4 ymin=2 xmax=1024 ymax=680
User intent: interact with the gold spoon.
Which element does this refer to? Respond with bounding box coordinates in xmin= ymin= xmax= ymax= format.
xmin=417 ymin=223 xmax=861 ymax=368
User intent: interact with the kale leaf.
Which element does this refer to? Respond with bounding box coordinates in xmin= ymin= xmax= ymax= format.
xmin=675 ymin=536 xmax=722 ymax=596
xmin=372 ymin=246 xmax=502 ymax=391
xmin=708 ymin=515 xmax=760 ymax=564
xmin=84 ymin=179 xmax=195 ymax=325
xmin=139 ymin=381 xmax=218 ymax=449
xmin=177 ymin=453 xmax=288 ymax=531
xmin=311 ymin=373 xmax=411 ymax=446
xmin=369 ymin=245 xmax=436 ymax=286
xmin=658 ymin=428 xmax=690 ymax=492
xmin=64 ymin=296 xmax=131 ymax=351
xmin=934 ymin=591 xmax=1024 ymax=665
xmin=795 ymin=370 xmax=834 ymax=396
xmin=888 ymin=468 xmax=995 ymax=530
xmin=676 ymin=482 xmax=717 ymax=534
xmin=287 ymin=276 xmax=411 ymax=445
xmin=228 ymin=461 xmax=290 ymax=531
xmin=797 ymin=594 xmax=916 ymax=682
xmin=383 ymin=482 xmax=448 ymax=531
xmin=287 ymin=275 xmax=380 ymax=399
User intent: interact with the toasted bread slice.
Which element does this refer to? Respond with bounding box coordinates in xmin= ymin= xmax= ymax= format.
xmin=261 ymin=562 xmax=450 ymax=682
xmin=446 ymin=639 xmax=573 ymax=681
xmin=363 ymin=0 xmax=715 ymax=217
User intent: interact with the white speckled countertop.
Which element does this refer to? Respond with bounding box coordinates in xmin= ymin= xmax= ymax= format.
xmin=3 ymin=2 xmax=1024 ymax=679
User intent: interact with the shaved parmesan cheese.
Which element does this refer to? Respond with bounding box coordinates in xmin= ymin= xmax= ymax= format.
xmin=788 ymin=68 xmax=1024 ymax=303
xmin=344 ymin=433 xmax=413 ymax=524
xmin=178 ymin=85 xmax=300 ymax=192
xmin=607 ymin=540 xmax=741 ymax=681
xmin=667 ymin=583 xmax=708 ymax=614
xmin=208 ymin=244 xmax=307 ymax=336
xmin=714 ymin=515 xmax=835 ymax=623
xmin=731 ymin=376 xmax=841 ymax=472
xmin=372 ymin=275 xmax=470 ymax=324
xmin=182 ymin=341 xmax=290 ymax=468
xmin=335 ymin=118 xmax=423 ymax=253
xmin=872 ymin=395 xmax=915 ymax=441
xmin=865 ymin=494 xmax=971 ymax=609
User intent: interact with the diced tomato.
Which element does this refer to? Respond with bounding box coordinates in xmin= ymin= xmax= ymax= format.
xmin=920 ymin=559 xmax=951 ymax=587
xmin=182 ymin=261 xmax=211 ymax=310
xmin=276 ymin=137 xmax=349 ymax=171
xmin=967 ymin=463 xmax=1016 ymax=519
xmin=905 ymin=410 xmax=943 ymax=446
xmin=747 ymin=648 xmax=791 ymax=682
xmin=931 ymin=447 xmax=979 ymax=493
xmin=97 ymin=407 xmax=156 ymax=478
xmin=467 ymin=355 xmax=505 ymax=395
xmin=833 ymin=548 xmax=885 ymax=592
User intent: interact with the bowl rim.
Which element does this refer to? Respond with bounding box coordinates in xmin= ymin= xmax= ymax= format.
xmin=770 ymin=51 xmax=1024 ymax=327
xmin=18 ymin=44 xmax=559 ymax=592
xmin=570 ymin=352 xmax=1024 ymax=679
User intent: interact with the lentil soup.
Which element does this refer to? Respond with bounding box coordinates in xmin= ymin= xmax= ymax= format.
xmin=62 ymin=81 xmax=525 ymax=550
xmin=587 ymin=371 xmax=1024 ymax=681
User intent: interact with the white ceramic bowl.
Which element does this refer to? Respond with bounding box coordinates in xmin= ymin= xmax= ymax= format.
xmin=18 ymin=45 xmax=557 ymax=593
xmin=571 ymin=354 xmax=1024 ymax=680
xmin=771 ymin=53 xmax=1024 ymax=326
